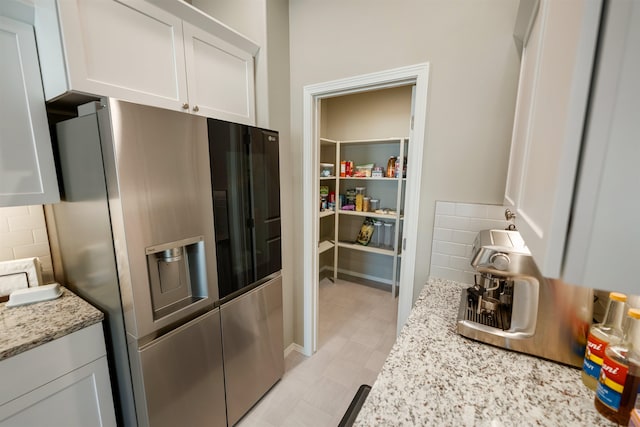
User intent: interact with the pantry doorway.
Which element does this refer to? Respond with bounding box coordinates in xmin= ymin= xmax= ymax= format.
xmin=302 ymin=63 xmax=430 ymax=356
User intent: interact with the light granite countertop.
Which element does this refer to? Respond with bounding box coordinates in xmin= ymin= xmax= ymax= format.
xmin=354 ymin=277 xmax=615 ymax=427
xmin=0 ymin=286 xmax=103 ymax=360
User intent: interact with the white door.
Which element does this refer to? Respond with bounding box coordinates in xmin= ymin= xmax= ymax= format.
xmin=0 ymin=16 xmax=59 ymax=206
xmin=183 ymin=21 xmax=256 ymax=125
xmin=56 ymin=0 xmax=188 ymax=111
xmin=506 ymin=0 xmax=601 ymax=277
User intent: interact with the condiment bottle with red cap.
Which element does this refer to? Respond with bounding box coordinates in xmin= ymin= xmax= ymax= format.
xmin=582 ymin=292 xmax=627 ymax=390
xmin=594 ymin=308 xmax=640 ymax=425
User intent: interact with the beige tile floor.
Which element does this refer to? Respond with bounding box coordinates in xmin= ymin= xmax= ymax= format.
xmin=236 ymin=278 xmax=398 ymax=427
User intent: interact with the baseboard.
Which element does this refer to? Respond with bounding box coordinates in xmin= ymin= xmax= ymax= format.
xmin=319 ymin=265 xmax=333 ymax=274
xmin=284 ymin=342 xmax=305 ymax=358
xmin=318 ymin=265 xmax=393 ymax=287
xmin=335 ymin=267 xmax=393 ymax=287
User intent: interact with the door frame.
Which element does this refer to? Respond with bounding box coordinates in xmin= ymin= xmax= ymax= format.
xmin=302 ymin=63 xmax=430 ymax=356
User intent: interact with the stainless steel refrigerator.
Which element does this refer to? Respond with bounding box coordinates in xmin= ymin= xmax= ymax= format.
xmin=51 ymin=99 xmax=227 ymax=427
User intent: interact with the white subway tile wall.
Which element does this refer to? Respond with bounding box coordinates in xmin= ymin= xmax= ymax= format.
xmin=0 ymin=205 xmax=54 ymax=283
xmin=430 ymin=201 xmax=509 ymax=284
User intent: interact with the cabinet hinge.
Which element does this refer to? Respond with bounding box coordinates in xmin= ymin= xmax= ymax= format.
xmin=410 ymin=116 xmax=414 ymax=130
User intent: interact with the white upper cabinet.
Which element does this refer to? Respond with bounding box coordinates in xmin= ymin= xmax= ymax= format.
xmin=35 ymin=0 xmax=257 ymax=124
xmin=183 ymin=21 xmax=255 ymax=123
xmin=506 ymin=0 xmax=640 ymax=295
xmin=562 ymin=1 xmax=640 ymax=295
xmin=51 ymin=0 xmax=188 ymax=111
xmin=504 ymin=0 xmax=602 ymax=277
xmin=0 ymin=15 xmax=59 ymax=206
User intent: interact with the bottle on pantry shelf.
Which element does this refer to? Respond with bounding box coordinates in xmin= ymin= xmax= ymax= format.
xmin=594 ymin=308 xmax=640 ymax=425
xmin=340 ymin=160 xmax=346 ymax=178
xmin=386 ymin=156 xmax=396 ymax=178
xmin=320 ymin=196 xmax=327 ymax=211
xmin=355 ymin=187 xmax=366 ymax=212
xmin=582 ymin=292 xmax=628 ymax=390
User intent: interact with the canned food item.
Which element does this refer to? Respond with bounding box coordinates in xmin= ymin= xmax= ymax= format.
xmin=346 ymin=161 xmax=354 ymax=177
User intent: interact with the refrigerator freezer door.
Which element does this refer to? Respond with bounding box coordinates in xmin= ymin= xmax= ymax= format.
xmin=102 ymin=99 xmax=218 ymax=339
xmin=137 ymin=309 xmax=226 ymax=427
xmin=221 ymin=274 xmax=284 ymax=426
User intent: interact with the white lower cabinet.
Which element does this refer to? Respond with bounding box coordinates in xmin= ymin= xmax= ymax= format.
xmin=0 ymin=324 xmax=116 ymax=427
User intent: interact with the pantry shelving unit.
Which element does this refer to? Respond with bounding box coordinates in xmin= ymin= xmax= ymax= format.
xmin=318 ymin=136 xmax=408 ymax=296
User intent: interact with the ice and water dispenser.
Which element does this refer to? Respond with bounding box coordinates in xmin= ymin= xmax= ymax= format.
xmin=145 ymin=236 xmax=209 ymax=320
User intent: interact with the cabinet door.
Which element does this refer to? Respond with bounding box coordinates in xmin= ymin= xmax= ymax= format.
xmin=55 ymin=0 xmax=188 ymax=111
xmin=183 ymin=21 xmax=256 ymax=124
xmin=563 ymin=1 xmax=640 ymax=294
xmin=0 ymin=17 xmax=59 ymax=206
xmin=505 ymin=0 xmax=601 ymax=277
xmin=0 ymin=357 xmax=116 ymax=427
xmin=138 ymin=309 xmax=226 ymax=427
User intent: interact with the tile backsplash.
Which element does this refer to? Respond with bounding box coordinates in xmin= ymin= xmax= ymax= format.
xmin=430 ymin=201 xmax=509 ymax=284
xmin=0 ymin=205 xmax=54 ymax=283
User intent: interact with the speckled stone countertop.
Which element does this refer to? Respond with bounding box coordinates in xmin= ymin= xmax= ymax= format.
xmin=354 ymin=277 xmax=615 ymax=426
xmin=0 ymin=286 xmax=103 ymax=360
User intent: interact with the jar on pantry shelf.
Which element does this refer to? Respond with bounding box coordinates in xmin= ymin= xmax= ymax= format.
xmin=345 ymin=188 xmax=356 ymax=208
xmin=370 ymin=199 xmax=380 ymax=211
xmin=363 ymin=197 xmax=371 ymax=212
xmin=594 ymin=308 xmax=640 ymax=425
xmin=372 ymin=221 xmax=383 ymax=247
xmin=582 ymin=292 xmax=627 ymax=390
xmin=383 ymin=222 xmax=394 ymax=248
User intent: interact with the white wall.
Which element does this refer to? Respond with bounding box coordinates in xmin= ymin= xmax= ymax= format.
xmin=0 ymin=205 xmax=54 ymax=282
xmin=323 ymin=86 xmax=412 ymax=140
xmin=290 ymin=0 xmax=520 ymax=344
